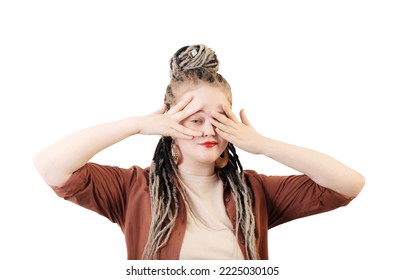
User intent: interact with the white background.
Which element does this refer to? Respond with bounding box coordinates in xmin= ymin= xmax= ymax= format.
xmin=1 ymin=1 xmax=403 ymax=279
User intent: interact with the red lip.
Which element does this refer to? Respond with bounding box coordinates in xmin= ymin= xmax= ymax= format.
xmin=199 ymin=141 xmax=218 ymax=148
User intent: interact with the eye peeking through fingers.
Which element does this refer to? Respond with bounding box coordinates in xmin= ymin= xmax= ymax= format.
xmin=190 ymin=118 xmax=203 ymax=124
xmin=184 ymin=116 xmax=204 ymax=127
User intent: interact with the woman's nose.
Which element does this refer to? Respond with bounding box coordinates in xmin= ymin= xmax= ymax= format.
xmin=202 ymin=122 xmax=216 ymax=136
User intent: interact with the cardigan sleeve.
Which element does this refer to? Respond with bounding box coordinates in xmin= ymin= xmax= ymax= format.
xmin=245 ymin=171 xmax=354 ymax=229
xmin=50 ymin=162 xmax=144 ymax=227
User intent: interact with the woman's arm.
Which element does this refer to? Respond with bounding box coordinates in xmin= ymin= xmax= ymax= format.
xmin=34 ymin=96 xmax=203 ymax=187
xmin=210 ymin=106 xmax=365 ymax=198
xmin=254 ymin=138 xmax=365 ymax=198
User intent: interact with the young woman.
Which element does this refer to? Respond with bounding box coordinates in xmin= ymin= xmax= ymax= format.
xmin=34 ymin=44 xmax=365 ymax=260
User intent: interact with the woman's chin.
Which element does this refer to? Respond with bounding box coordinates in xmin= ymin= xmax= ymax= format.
xmin=187 ymin=156 xmax=217 ymax=167
xmin=181 ymin=151 xmax=222 ymax=167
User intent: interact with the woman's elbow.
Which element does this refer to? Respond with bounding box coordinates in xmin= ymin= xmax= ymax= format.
xmin=33 ymin=152 xmax=70 ymax=187
xmin=33 ymin=152 xmax=47 ymax=179
xmin=346 ymin=172 xmax=366 ymax=198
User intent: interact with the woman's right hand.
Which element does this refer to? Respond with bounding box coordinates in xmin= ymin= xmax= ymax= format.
xmin=138 ymin=95 xmax=203 ymax=139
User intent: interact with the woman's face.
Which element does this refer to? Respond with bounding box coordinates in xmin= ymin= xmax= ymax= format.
xmin=174 ymin=84 xmax=231 ymax=174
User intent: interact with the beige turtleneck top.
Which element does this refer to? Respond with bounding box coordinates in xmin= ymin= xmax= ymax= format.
xmin=178 ymin=171 xmax=244 ymax=260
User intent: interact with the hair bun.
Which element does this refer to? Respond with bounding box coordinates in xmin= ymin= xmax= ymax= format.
xmin=169 ymin=44 xmax=219 ymax=79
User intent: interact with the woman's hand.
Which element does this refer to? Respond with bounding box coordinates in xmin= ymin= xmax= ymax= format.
xmin=138 ymin=95 xmax=203 ymax=139
xmin=210 ymin=105 xmax=265 ymax=154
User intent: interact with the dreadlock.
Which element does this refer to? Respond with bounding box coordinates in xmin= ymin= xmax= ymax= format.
xmin=217 ymin=143 xmax=257 ymax=259
xmin=142 ymin=136 xmax=179 ymax=259
xmin=142 ymin=44 xmax=258 ymax=259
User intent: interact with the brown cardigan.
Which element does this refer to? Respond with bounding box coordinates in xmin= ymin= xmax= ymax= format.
xmin=51 ymin=162 xmax=353 ymax=260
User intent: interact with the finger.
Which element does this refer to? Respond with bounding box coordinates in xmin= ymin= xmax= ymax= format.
xmin=211 ymin=110 xmax=235 ymax=127
xmin=222 ymin=105 xmax=239 ymax=122
xmin=153 ymin=104 xmax=167 ymax=114
xmin=169 ymin=127 xmax=200 ymax=139
xmin=240 ymin=109 xmax=254 ymax=128
xmin=209 ymin=117 xmax=233 ymax=134
xmin=173 ymin=102 xmax=203 ymax=122
xmin=169 ymin=131 xmax=194 ymax=140
xmin=166 ymin=130 xmax=194 ymax=140
xmin=214 ymin=127 xmax=234 ymax=142
xmin=167 ymin=95 xmax=193 ymax=114
xmin=172 ymin=123 xmax=203 ymax=137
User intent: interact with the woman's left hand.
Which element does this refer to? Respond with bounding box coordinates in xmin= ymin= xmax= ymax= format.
xmin=210 ymin=105 xmax=265 ymax=154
